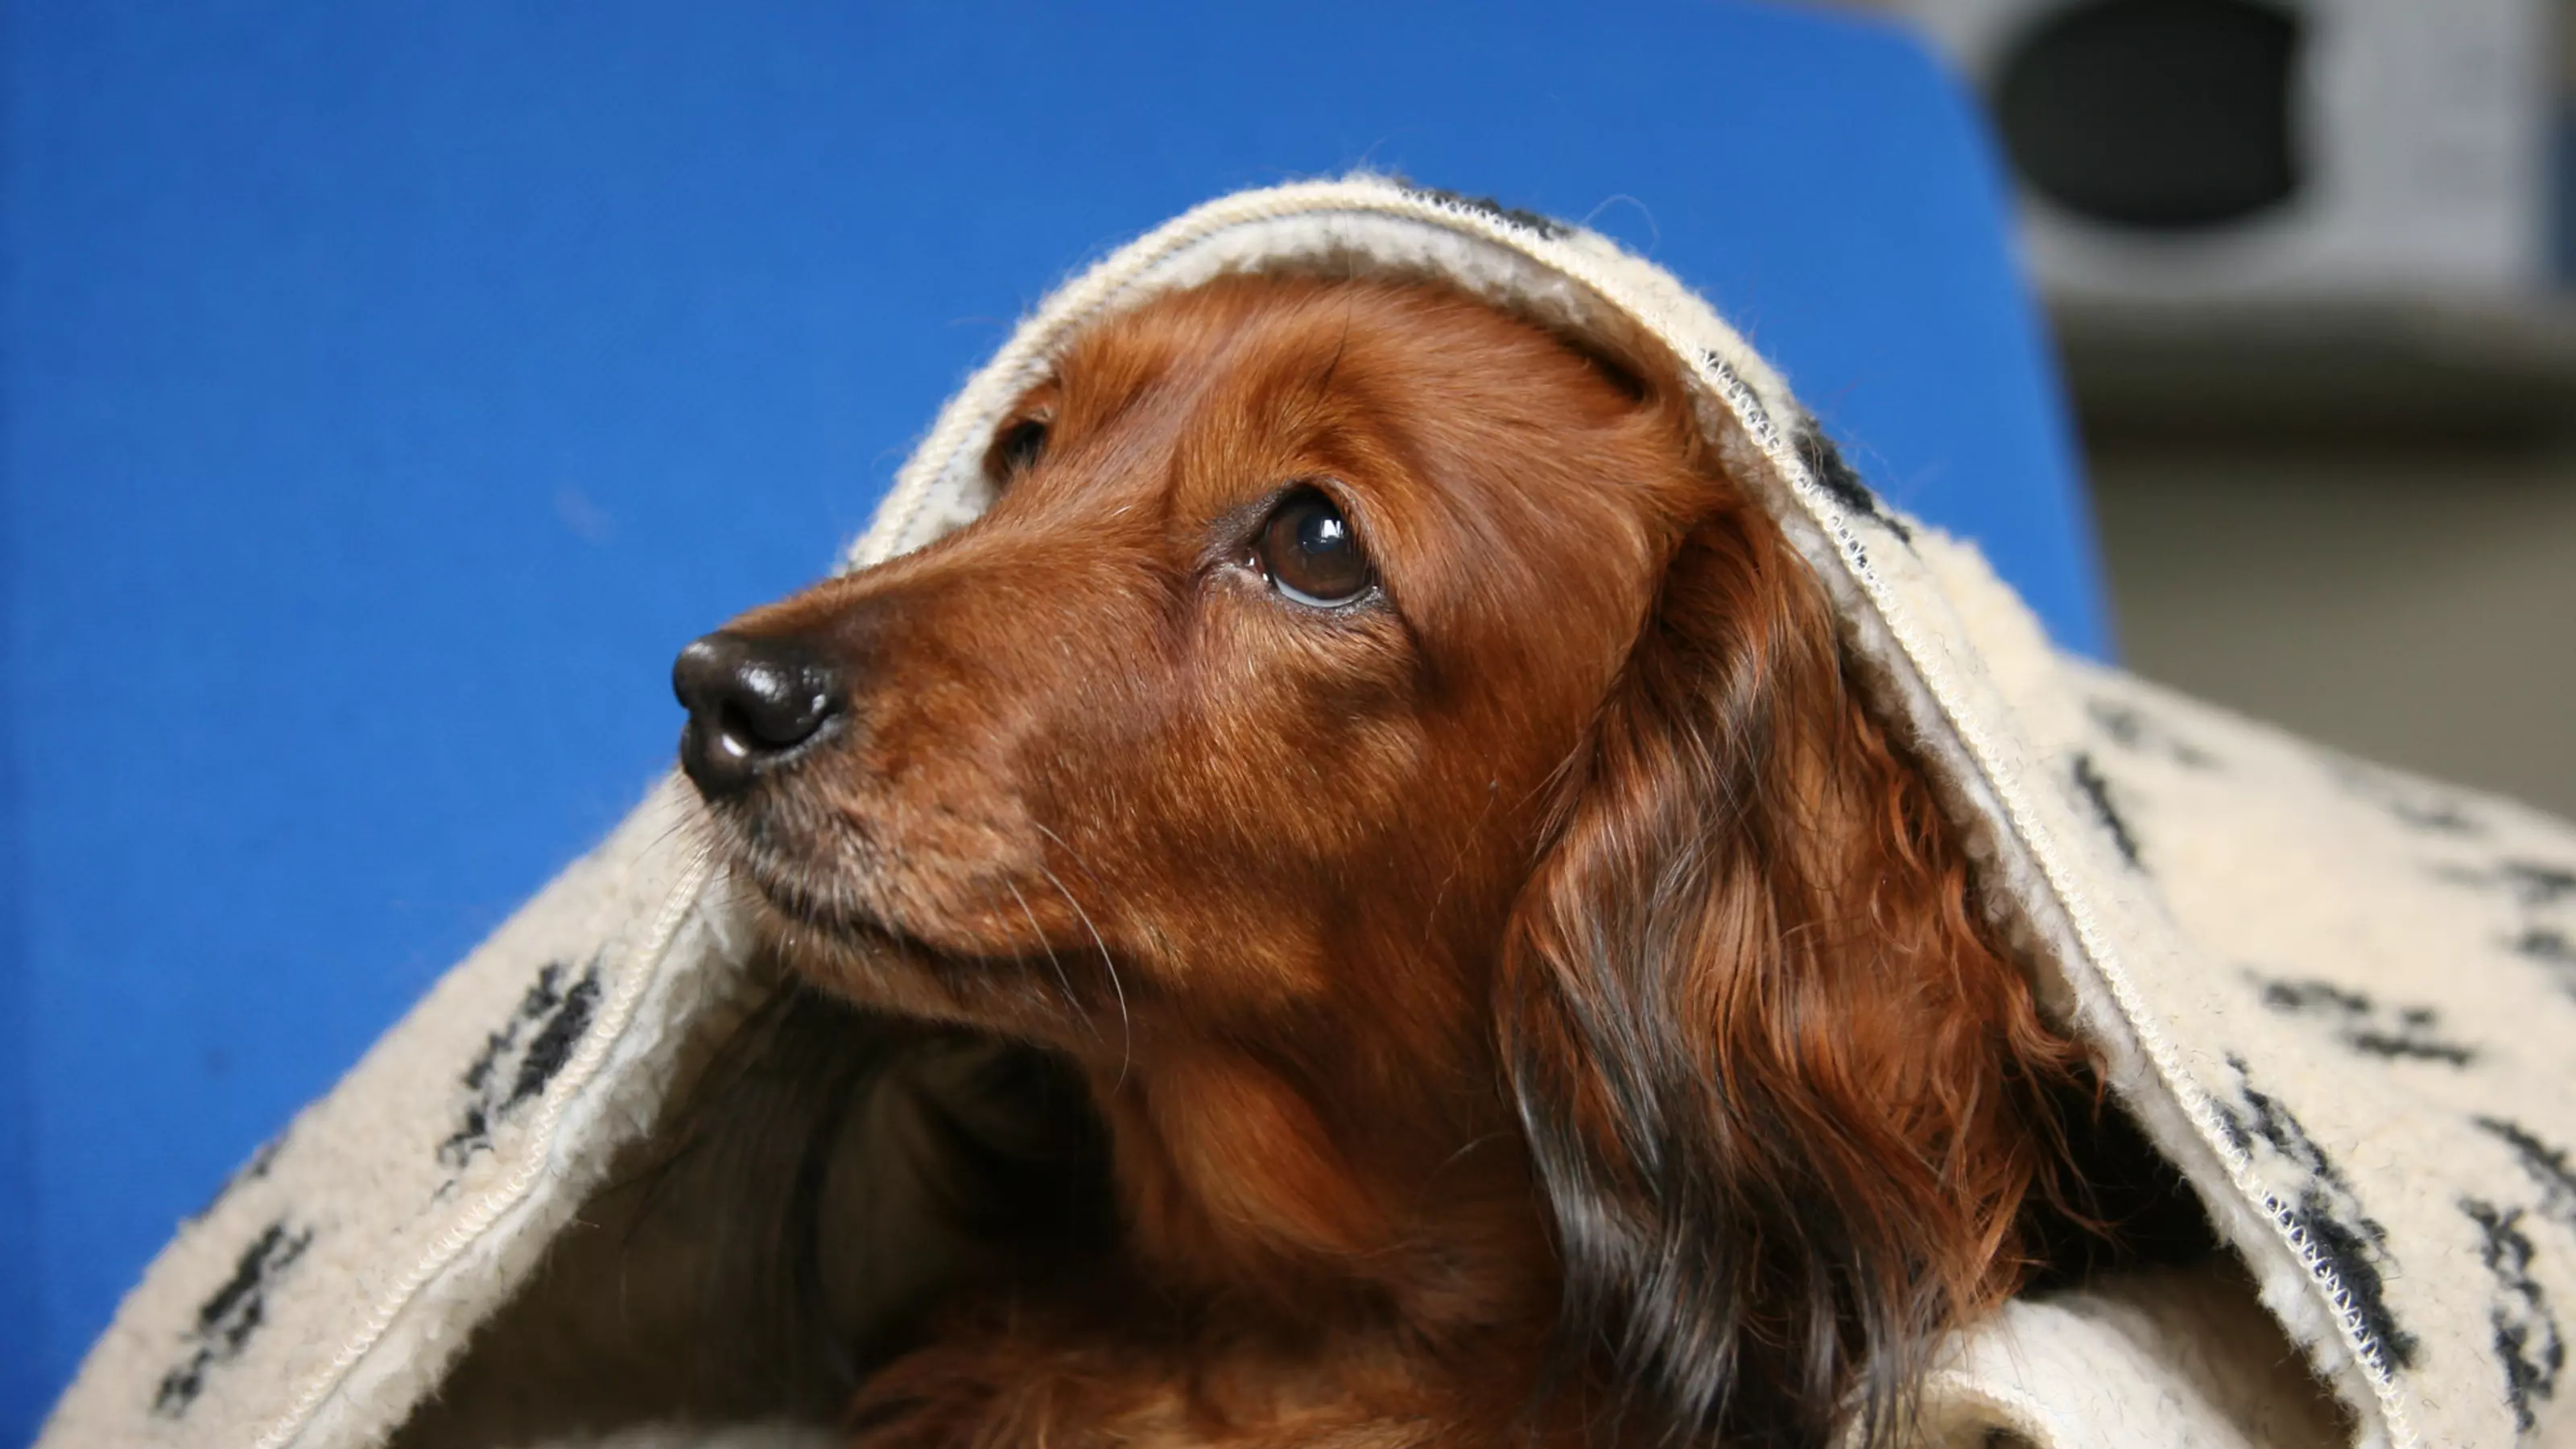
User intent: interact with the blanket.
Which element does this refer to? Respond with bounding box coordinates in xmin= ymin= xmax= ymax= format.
xmin=39 ymin=177 xmax=2576 ymax=1449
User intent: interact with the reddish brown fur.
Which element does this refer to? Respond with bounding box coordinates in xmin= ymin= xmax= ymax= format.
xmin=688 ymin=272 xmax=2091 ymax=1448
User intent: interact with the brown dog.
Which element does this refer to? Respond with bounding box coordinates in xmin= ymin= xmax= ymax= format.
xmin=671 ymin=271 xmax=2156 ymax=1449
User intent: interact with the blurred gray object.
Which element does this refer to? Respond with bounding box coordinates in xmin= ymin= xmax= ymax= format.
xmin=1899 ymin=0 xmax=2576 ymax=433
xmin=1906 ymin=0 xmax=2554 ymax=299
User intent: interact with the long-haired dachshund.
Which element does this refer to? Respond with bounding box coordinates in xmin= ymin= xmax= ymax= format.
xmin=669 ymin=270 xmax=2204 ymax=1449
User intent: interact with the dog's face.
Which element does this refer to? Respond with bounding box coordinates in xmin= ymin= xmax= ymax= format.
xmin=675 ymin=269 xmax=2091 ymax=1449
xmin=679 ymin=274 xmax=1691 ymax=1068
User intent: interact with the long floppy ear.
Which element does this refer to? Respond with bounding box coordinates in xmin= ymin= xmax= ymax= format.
xmin=1496 ymin=482 xmax=2083 ymax=1449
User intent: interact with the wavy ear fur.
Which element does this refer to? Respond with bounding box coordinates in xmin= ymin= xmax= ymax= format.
xmin=1497 ymin=474 xmax=2083 ymax=1448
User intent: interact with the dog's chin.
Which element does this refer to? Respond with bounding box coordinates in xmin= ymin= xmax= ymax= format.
xmin=724 ymin=857 xmax=1076 ymax=1040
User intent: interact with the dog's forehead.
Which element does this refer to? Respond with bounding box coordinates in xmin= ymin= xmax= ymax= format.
xmin=1051 ymin=282 xmax=1573 ymax=459
xmin=1011 ymin=289 xmax=1367 ymax=498
xmin=1017 ymin=279 xmax=1651 ymax=545
xmin=1051 ymin=283 xmax=1347 ymax=415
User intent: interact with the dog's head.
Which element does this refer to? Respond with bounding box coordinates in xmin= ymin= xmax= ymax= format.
xmin=675 ymin=270 xmax=2082 ymax=1447
xmin=678 ymin=274 xmax=1693 ymax=1064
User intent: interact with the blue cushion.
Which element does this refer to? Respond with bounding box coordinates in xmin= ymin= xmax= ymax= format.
xmin=0 ymin=2 xmax=2105 ymax=1435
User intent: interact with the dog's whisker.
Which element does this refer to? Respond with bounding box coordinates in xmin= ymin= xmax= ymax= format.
xmin=1426 ymin=1129 xmax=1510 ymax=1187
xmin=1422 ymin=779 xmax=1506 ymax=952
xmin=999 ymin=876 xmax=1084 ymax=1022
xmin=1030 ymin=822 xmax=1132 ymax=1088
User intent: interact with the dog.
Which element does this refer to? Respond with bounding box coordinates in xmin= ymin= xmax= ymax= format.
xmin=669 ymin=270 xmax=2203 ymax=1449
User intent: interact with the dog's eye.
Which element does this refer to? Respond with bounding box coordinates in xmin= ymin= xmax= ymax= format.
xmin=1255 ymin=488 xmax=1374 ymax=608
xmin=989 ymin=416 xmax=1050 ymax=481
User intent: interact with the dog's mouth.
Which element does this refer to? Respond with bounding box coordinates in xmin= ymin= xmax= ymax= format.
xmin=687 ymin=787 xmax=902 ymax=947
xmin=690 ymin=784 xmax=1129 ymax=1044
xmin=732 ymin=852 xmax=939 ymax=964
xmin=716 ymin=832 xmax=1067 ymax=1030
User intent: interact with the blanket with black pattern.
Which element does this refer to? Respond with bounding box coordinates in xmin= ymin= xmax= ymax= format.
xmin=39 ymin=178 xmax=2576 ymax=1449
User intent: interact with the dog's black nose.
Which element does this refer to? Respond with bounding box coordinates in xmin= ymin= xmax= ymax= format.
xmin=673 ymin=631 xmax=844 ymax=796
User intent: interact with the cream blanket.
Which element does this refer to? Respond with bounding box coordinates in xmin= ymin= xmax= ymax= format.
xmin=39 ymin=179 xmax=2576 ymax=1449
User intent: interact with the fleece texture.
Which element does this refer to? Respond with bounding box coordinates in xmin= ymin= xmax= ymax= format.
xmin=38 ymin=177 xmax=2576 ymax=1449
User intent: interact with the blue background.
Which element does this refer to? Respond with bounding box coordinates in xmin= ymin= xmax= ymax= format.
xmin=0 ymin=2 xmax=2101 ymax=1437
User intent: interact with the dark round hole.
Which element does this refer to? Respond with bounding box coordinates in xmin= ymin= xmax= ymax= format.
xmin=1995 ymin=0 xmax=2304 ymax=231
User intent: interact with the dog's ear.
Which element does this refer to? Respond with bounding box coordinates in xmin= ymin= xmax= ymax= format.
xmin=1496 ymin=489 xmax=2081 ymax=1448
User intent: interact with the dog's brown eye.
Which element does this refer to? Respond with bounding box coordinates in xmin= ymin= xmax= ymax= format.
xmin=989 ymin=417 xmax=1050 ymax=480
xmin=1255 ymin=488 xmax=1374 ymax=608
